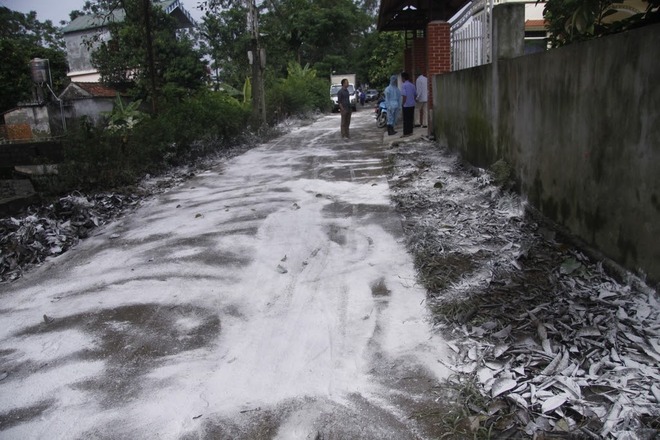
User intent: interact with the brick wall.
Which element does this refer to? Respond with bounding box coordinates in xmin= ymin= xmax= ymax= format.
xmin=426 ymin=21 xmax=451 ymax=109
xmin=412 ymin=37 xmax=427 ymax=75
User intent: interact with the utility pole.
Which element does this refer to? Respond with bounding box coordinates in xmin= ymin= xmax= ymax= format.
xmin=143 ymin=0 xmax=158 ymax=114
xmin=247 ymin=0 xmax=266 ymax=125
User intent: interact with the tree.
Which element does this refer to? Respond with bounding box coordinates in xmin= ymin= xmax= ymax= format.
xmin=260 ymin=0 xmax=372 ymax=77
xmin=88 ymin=0 xmax=208 ymax=109
xmin=363 ymin=31 xmax=404 ymax=89
xmin=199 ymin=8 xmax=250 ymax=91
xmin=542 ymin=0 xmax=660 ymax=47
xmin=199 ymin=0 xmax=375 ymax=80
xmin=0 ymin=7 xmax=67 ymax=113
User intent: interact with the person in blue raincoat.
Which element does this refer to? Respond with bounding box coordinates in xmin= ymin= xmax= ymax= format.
xmin=384 ymin=74 xmax=401 ymax=136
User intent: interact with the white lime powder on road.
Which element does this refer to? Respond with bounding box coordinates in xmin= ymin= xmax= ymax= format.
xmin=0 ymin=111 xmax=452 ymax=439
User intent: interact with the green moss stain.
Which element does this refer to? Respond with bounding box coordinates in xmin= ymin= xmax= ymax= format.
xmin=542 ymin=196 xmax=559 ymax=221
xmin=588 ymin=141 xmax=606 ymax=183
xmin=490 ymin=159 xmax=513 ymax=188
xmin=560 ymin=198 xmax=572 ymax=222
xmin=584 ymin=206 xmax=606 ymax=243
xmin=466 ymin=116 xmax=493 ymax=166
xmin=531 ymin=171 xmax=543 ymax=206
xmin=617 ymin=225 xmax=638 ymax=266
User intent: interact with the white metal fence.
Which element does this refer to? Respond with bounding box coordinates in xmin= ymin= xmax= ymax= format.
xmin=450 ymin=0 xmax=494 ymax=71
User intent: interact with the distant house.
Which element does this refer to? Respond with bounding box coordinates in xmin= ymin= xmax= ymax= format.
xmin=59 ymin=82 xmax=126 ymax=126
xmin=61 ymin=0 xmax=195 ymax=83
xmin=522 ymin=0 xmax=649 ymax=53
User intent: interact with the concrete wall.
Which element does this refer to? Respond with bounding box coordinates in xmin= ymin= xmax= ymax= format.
xmin=64 ymin=29 xmax=107 ymax=79
xmin=4 ymin=106 xmax=52 ymax=140
xmin=433 ymin=23 xmax=660 ymax=284
xmin=68 ymin=99 xmax=115 ymax=126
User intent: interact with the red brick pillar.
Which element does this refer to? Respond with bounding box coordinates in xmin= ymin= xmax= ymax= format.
xmin=413 ymin=37 xmax=427 ymax=77
xmin=404 ymin=47 xmax=413 ymax=75
xmin=426 ymin=21 xmax=451 ymax=110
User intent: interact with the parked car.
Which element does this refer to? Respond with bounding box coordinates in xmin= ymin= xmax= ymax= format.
xmin=365 ymin=89 xmax=379 ymax=102
xmin=330 ymin=84 xmax=357 ymax=112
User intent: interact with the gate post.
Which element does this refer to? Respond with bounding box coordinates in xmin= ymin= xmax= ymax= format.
xmin=426 ymin=21 xmax=451 ymax=127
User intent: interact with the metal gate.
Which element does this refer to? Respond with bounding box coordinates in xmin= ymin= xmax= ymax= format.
xmin=450 ymin=0 xmax=494 ymax=71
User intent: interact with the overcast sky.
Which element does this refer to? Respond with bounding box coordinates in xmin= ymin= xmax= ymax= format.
xmin=1 ymin=0 xmax=205 ymax=25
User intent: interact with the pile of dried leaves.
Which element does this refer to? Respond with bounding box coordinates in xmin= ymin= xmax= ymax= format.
xmin=0 ymin=138 xmax=264 ymax=284
xmin=0 ymin=165 xmax=207 ymax=283
xmin=388 ymin=138 xmax=659 ymax=439
xmin=0 ymin=191 xmax=143 ymax=282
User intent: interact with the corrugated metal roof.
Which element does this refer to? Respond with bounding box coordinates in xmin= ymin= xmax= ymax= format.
xmin=525 ymin=19 xmax=547 ymax=30
xmin=62 ymin=10 xmax=125 ymax=33
xmin=62 ymin=0 xmax=194 ymax=34
xmin=377 ymin=0 xmax=470 ymax=31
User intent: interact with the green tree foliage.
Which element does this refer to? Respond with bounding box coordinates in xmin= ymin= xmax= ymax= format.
xmin=262 ymin=0 xmax=372 ymax=77
xmin=543 ymin=0 xmax=660 ymax=47
xmin=361 ymin=31 xmax=404 ymax=91
xmin=198 ymin=6 xmax=251 ymax=91
xmin=267 ymin=61 xmax=330 ymax=119
xmin=198 ymin=0 xmax=377 ymax=88
xmin=89 ymin=0 xmax=207 ymax=107
xmin=0 ymin=7 xmax=67 ymax=113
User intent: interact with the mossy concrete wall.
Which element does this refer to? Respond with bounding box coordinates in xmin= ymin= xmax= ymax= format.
xmin=433 ymin=24 xmax=660 ymax=284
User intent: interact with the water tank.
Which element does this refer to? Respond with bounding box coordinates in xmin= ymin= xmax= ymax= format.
xmin=29 ymin=58 xmax=49 ymax=84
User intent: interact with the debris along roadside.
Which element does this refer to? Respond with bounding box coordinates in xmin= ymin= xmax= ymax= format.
xmin=388 ymin=139 xmax=660 ymax=439
xmin=0 ymin=118 xmax=305 ymax=284
xmin=0 ymin=180 xmax=174 ymax=283
xmin=0 ymin=152 xmax=237 ymax=283
xmin=0 ymin=191 xmax=135 ymax=282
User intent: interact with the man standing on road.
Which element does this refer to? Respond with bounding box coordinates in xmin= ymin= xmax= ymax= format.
xmin=400 ymin=72 xmax=416 ymax=137
xmin=415 ymin=71 xmax=428 ymax=128
xmin=338 ymin=78 xmax=352 ymax=139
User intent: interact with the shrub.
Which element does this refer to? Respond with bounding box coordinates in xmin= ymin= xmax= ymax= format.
xmin=59 ymin=91 xmax=250 ymax=191
xmin=267 ymin=62 xmax=331 ymax=121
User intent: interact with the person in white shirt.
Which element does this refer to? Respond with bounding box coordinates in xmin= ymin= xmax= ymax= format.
xmin=415 ymin=72 xmax=428 ymax=128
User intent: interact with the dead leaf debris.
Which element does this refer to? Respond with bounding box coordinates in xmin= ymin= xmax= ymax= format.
xmin=0 ymin=119 xmax=302 ymax=284
xmin=0 ymin=166 xmax=204 ymax=283
xmin=0 ymin=191 xmax=144 ymax=282
xmin=389 ymin=140 xmax=659 ymax=439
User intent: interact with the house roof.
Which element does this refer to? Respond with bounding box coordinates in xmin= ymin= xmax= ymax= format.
xmin=59 ymin=82 xmax=125 ymax=100
xmin=377 ymin=0 xmax=470 ymax=31
xmin=62 ymin=0 xmax=194 ymax=34
xmin=62 ymin=10 xmax=125 ymax=33
xmin=525 ymin=19 xmax=547 ymax=31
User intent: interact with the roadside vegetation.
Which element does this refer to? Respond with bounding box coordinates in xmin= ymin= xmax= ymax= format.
xmin=542 ymin=0 xmax=659 ymax=47
xmin=1 ymin=0 xmax=404 ymax=196
xmin=3 ymin=0 xmax=659 ymax=195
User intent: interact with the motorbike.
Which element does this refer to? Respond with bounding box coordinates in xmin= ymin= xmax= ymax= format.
xmin=375 ymin=99 xmax=387 ymax=128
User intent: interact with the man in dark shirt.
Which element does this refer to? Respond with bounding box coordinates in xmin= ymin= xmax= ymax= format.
xmin=338 ymin=78 xmax=352 ymax=139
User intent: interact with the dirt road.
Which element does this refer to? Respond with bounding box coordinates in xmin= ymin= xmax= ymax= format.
xmin=0 ymin=111 xmax=453 ymax=439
